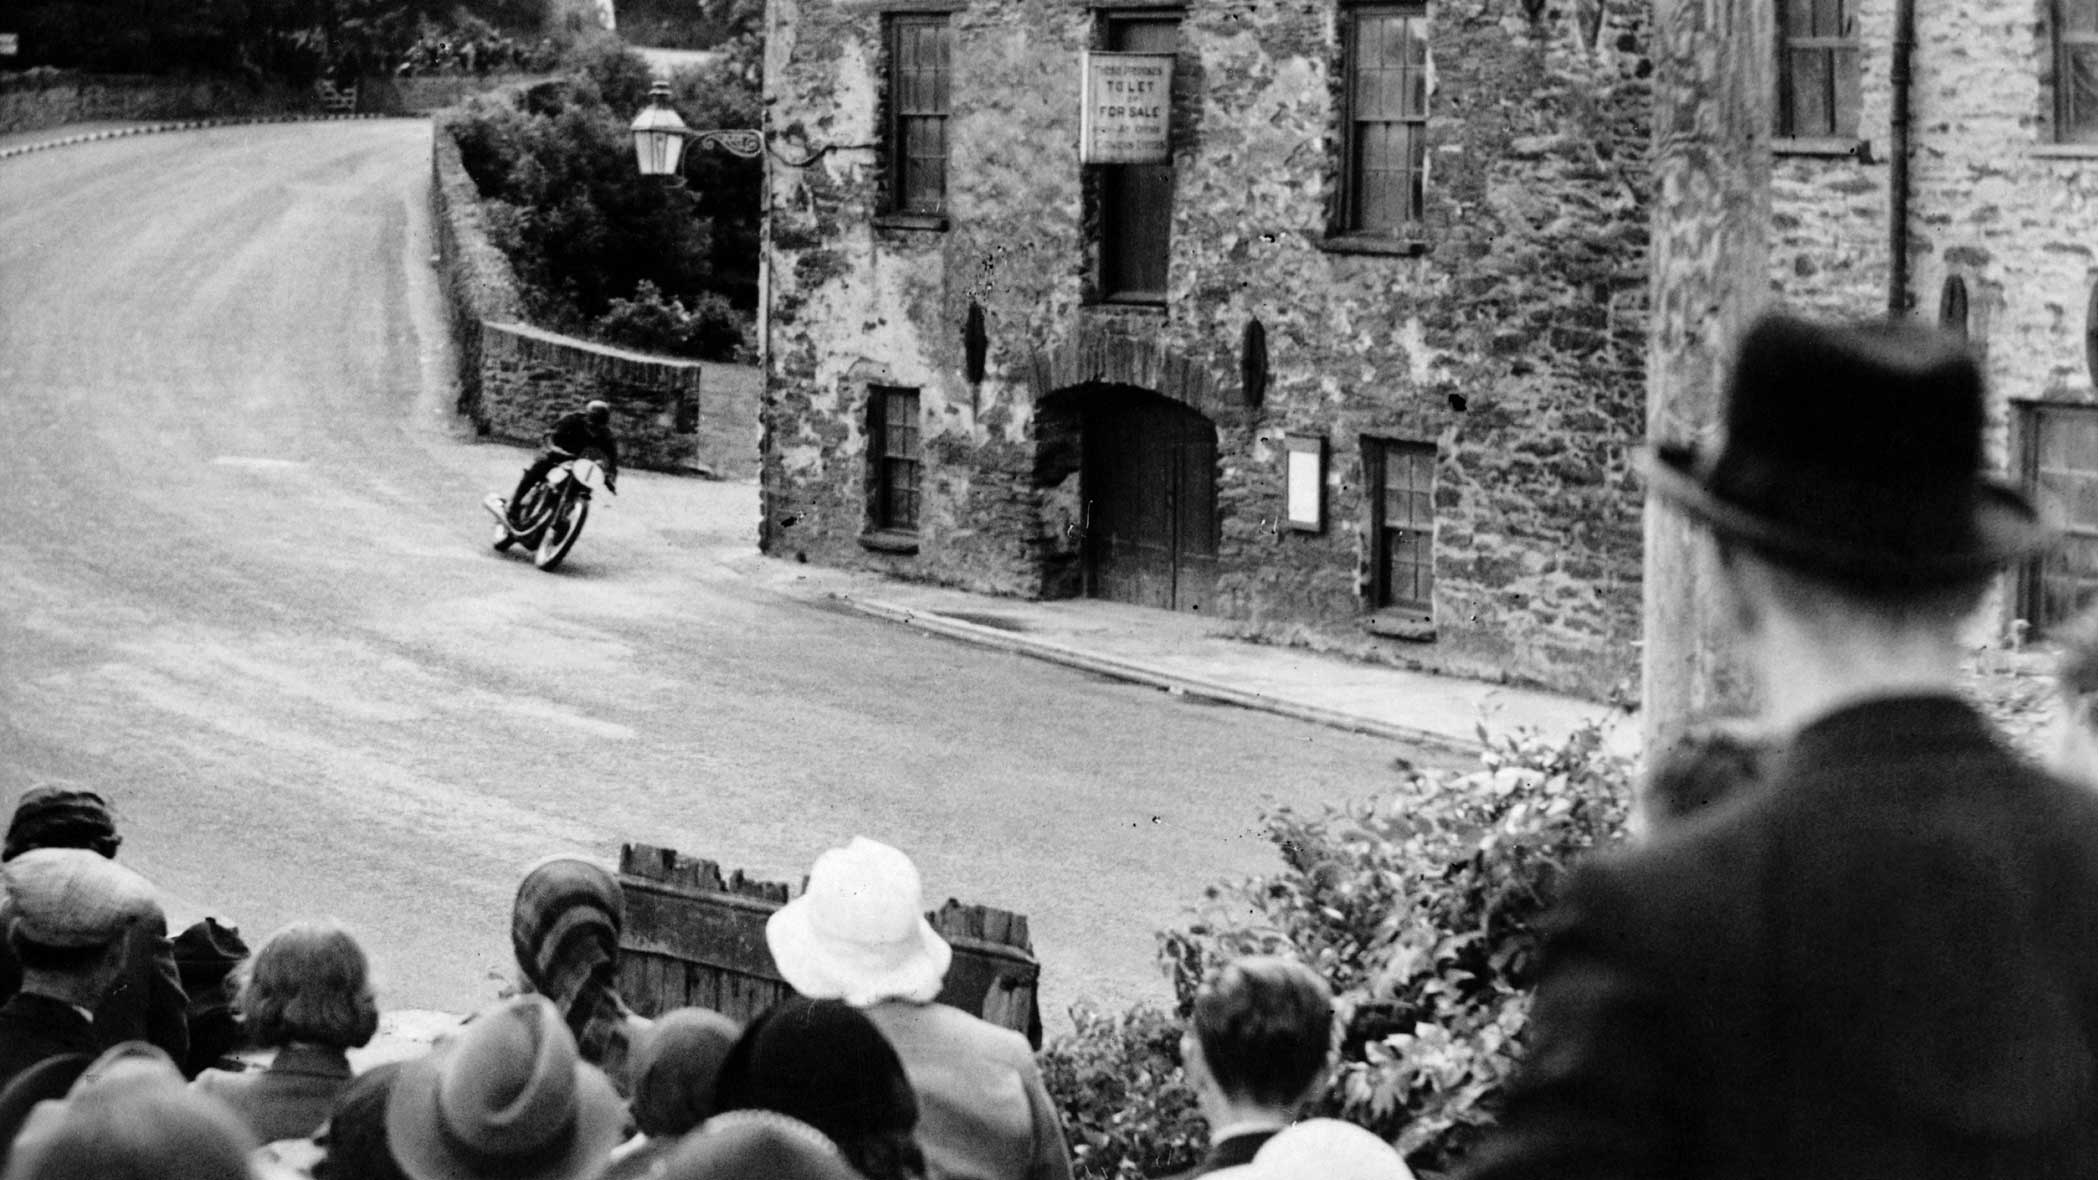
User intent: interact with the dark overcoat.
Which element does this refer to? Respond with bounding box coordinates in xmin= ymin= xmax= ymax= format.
xmin=1465 ymin=695 xmax=2098 ymax=1180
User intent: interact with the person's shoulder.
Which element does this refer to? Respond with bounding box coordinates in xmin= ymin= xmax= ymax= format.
xmin=879 ymin=1000 xmax=1035 ymax=1064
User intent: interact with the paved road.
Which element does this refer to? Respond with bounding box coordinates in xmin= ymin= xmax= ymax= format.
xmin=0 ymin=120 xmax=1434 ymax=1024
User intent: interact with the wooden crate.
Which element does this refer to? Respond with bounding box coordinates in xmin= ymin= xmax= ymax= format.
xmin=617 ymin=843 xmax=1044 ymax=1047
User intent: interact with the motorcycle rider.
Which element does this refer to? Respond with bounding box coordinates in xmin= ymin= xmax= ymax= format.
xmin=510 ymin=400 xmax=620 ymax=526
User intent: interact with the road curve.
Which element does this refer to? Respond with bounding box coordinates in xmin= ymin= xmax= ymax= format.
xmin=0 ymin=120 xmax=1420 ymax=1021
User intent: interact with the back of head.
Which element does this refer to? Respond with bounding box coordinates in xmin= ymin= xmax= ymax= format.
xmin=715 ymin=996 xmax=923 ymax=1180
xmin=3 ymin=788 xmax=119 ymax=862
xmin=630 ymin=1006 xmax=744 ymax=1137
xmin=1191 ymin=957 xmax=1334 ymax=1109
xmin=510 ymin=855 xmax=623 ymax=1004
xmin=7 ymin=1072 xmax=258 ymax=1180
xmin=585 ymin=400 xmax=611 ymax=428
xmin=240 ymin=920 xmax=379 ymax=1050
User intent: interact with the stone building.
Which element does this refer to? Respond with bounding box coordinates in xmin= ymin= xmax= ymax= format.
xmin=1765 ymin=0 xmax=2098 ymax=637
xmin=758 ymin=0 xmax=1654 ymax=699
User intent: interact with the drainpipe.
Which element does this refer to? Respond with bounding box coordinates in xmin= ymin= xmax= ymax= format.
xmin=1889 ymin=0 xmax=1915 ymax=317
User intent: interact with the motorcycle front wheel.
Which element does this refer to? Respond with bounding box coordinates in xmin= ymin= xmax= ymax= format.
xmin=533 ymin=492 xmax=588 ymax=571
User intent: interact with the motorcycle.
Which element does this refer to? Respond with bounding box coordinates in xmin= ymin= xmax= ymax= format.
xmin=483 ymin=454 xmax=608 ymax=572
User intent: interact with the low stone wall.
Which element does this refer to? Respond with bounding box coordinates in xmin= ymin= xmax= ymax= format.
xmin=0 ymin=70 xmax=313 ymax=135
xmin=481 ymin=323 xmax=702 ymax=471
xmin=429 ymin=124 xmax=527 ymax=425
xmin=428 ymin=117 xmax=703 ymax=473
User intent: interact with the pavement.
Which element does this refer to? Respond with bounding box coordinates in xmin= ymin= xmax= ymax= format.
xmin=716 ymin=545 xmax=1638 ymax=760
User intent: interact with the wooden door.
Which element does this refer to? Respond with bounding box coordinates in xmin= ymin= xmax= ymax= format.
xmin=1083 ymin=392 xmax=1217 ymax=611
xmin=1099 ymin=15 xmax=1178 ymax=302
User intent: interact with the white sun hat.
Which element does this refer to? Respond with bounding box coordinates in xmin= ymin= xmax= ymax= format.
xmin=764 ymin=837 xmax=954 ymax=1007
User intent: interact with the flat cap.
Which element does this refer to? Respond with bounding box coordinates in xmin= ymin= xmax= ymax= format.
xmin=4 ymin=848 xmax=157 ymax=948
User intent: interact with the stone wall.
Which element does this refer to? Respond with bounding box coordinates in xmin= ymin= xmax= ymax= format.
xmin=429 ymin=120 xmax=704 ymax=473
xmin=762 ymin=0 xmax=1653 ymax=699
xmin=479 ymin=324 xmax=703 ymax=470
xmin=0 ymin=70 xmax=314 ymax=135
xmin=1769 ymin=0 xmax=2098 ymax=636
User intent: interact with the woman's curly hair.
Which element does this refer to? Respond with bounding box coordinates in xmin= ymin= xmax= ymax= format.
xmin=237 ymin=921 xmax=379 ymax=1050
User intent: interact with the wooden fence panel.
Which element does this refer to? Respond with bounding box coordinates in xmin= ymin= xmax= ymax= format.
xmin=617 ymin=843 xmax=1042 ymax=1046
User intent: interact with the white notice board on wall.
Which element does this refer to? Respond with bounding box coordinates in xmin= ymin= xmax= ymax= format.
xmin=1080 ymin=52 xmax=1174 ymax=164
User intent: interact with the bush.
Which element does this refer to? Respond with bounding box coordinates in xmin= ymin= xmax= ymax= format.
xmin=443 ymin=78 xmax=714 ymax=332
xmin=1038 ymin=721 xmax=1632 ymax=1178
xmin=592 ymin=281 xmax=751 ymax=361
xmin=1038 ymin=1004 xmax=1206 ymax=1180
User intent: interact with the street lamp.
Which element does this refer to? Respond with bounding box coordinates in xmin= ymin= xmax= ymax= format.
xmin=629 ymin=80 xmax=764 ymax=178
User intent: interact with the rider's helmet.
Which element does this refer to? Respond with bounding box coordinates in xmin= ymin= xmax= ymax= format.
xmin=586 ymin=400 xmax=611 ymax=428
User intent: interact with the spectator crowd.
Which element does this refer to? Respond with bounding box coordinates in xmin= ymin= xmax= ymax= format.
xmin=0 ymin=799 xmax=1412 ymax=1180
xmin=7 ymin=311 xmax=2098 ymax=1179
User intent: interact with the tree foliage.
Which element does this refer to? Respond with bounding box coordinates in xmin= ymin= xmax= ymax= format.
xmin=444 ymin=40 xmax=757 ymax=358
xmin=6 ymin=0 xmax=548 ymax=78
xmin=1040 ymin=721 xmax=1633 ymax=1178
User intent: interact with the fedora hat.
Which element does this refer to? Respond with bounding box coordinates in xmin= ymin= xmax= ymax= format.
xmin=385 ymin=995 xmax=627 ymax=1180
xmin=765 ymin=837 xmax=952 ymax=1006
xmin=1642 ymin=312 xmax=2052 ymax=585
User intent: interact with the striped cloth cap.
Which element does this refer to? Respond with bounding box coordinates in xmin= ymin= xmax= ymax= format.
xmin=510 ymin=856 xmax=639 ymax=1088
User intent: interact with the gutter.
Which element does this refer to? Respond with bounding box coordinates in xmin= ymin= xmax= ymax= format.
xmin=1889 ymin=0 xmax=1915 ymax=317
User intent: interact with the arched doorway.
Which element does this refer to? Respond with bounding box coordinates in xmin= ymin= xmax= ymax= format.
xmin=1045 ymin=383 xmax=1219 ymax=612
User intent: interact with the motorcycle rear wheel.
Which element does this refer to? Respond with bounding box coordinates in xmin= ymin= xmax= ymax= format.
xmin=534 ymin=493 xmax=588 ymax=571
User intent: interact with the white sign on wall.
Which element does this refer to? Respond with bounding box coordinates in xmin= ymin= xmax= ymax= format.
xmin=0 ymin=34 xmax=18 ymax=57
xmin=1080 ymin=51 xmax=1174 ymax=165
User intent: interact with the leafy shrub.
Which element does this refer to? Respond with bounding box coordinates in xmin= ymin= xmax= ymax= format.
xmin=444 ymin=80 xmax=713 ymax=331
xmin=1038 ymin=1004 xmax=1205 ymax=1180
xmin=1038 ymin=722 xmax=1631 ymax=1178
xmin=565 ymin=32 xmax=657 ymax=115
xmin=592 ymin=281 xmax=750 ymax=361
xmin=442 ymin=33 xmax=766 ymax=349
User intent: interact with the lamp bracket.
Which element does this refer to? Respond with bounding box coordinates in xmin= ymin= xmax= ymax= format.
xmin=668 ymin=128 xmax=766 ymax=159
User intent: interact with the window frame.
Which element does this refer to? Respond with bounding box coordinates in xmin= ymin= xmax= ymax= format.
xmin=883 ymin=13 xmax=953 ymax=220
xmin=868 ymin=385 xmax=924 ymax=537
xmin=2058 ymin=0 xmax=2098 ymax=143
xmin=2016 ymin=399 xmax=2098 ymax=636
xmin=1334 ymin=2 xmax=1430 ymax=243
xmin=1364 ymin=437 xmax=1436 ymax=616
xmin=1774 ymin=0 xmax=1861 ymax=143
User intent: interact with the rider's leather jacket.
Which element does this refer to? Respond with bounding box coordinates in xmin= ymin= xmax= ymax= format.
xmin=546 ymin=411 xmax=620 ymax=482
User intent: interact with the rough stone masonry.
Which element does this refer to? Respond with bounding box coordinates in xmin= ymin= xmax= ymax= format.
xmin=761 ymin=0 xmax=1653 ymax=700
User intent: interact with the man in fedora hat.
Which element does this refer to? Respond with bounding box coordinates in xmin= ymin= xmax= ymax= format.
xmin=766 ymin=836 xmax=1074 ymax=1180
xmin=1466 ymin=312 xmax=2098 ymax=1178
xmin=385 ymin=994 xmax=628 ymax=1180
